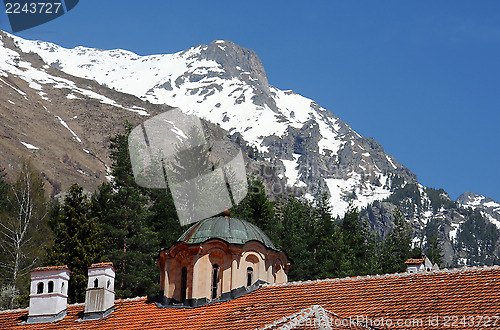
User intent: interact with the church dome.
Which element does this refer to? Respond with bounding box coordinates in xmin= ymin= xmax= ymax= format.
xmin=178 ymin=216 xmax=276 ymax=249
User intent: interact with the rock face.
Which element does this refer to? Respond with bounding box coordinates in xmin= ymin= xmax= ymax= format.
xmin=360 ymin=186 xmax=500 ymax=267
xmin=2 ymin=30 xmax=500 ymax=267
xmin=201 ymin=40 xmax=270 ymax=93
xmin=456 ymin=192 xmax=500 ymax=233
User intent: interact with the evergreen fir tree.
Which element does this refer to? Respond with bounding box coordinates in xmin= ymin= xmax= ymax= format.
xmin=165 ymin=126 xmax=228 ymax=225
xmin=380 ymin=208 xmax=416 ymax=273
xmin=338 ymin=207 xmax=374 ymax=276
xmin=45 ymin=184 xmax=104 ymax=303
xmin=147 ymin=186 xmax=185 ymax=251
xmin=92 ymin=124 xmax=160 ymax=298
xmin=312 ymin=193 xmax=341 ymax=278
xmin=231 ymin=177 xmax=277 ymax=243
xmin=425 ymin=235 xmax=443 ymax=267
xmin=454 ymin=210 xmax=500 ymax=266
xmin=276 ymin=196 xmax=317 ymax=280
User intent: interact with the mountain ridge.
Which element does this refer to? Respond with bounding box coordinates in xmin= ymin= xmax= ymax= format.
xmin=6 ymin=32 xmax=416 ymax=216
xmin=1 ymin=30 xmax=500 ymax=267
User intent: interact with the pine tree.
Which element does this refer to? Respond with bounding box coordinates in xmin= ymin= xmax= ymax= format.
xmin=338 ymin=207 xmax=374 ymax=276
xmin=231 ymin=177 xmax=277 ymax=242
xmin=45 ymin=184 xmax=104 ymax=303
xmin=425 ymin=235 xmax=443 ymax=267
xmin=313 ymin=193 xmax=341 ymax=278
xmin=380 ymin=208 xmax=416 ymax=273
xmin=454 ymin=210 xmax=500 ymax=266
xmin=276 ymin=196 xmax=317 ymax=281
xmin=147 ymin=186 xmax=185 ymax=251
xmin=92 ymin=124 xmax=160 ymax=298
xmin=165 ymin=126 xmax=228 ymax=225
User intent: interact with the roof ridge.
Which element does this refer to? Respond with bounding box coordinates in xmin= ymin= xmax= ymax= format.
xmin=115 ymin=296 xmax=147 ymax=302
xmin=59 ymin=296 xmax=148 ymax=309
xmin=263 ymin=264 xmax=500 ymax=287
xmin=0 ymin=307 xmax=29 ymax=314
xmin=0 ymin=297 xmax=149 ymax=317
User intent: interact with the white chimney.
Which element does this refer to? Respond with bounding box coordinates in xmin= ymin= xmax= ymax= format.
xmin=28 ymin=265 xmax=70 ymax=324
xmin=84 ymin=262 xmax=115 ymax=320
xmin=406 ymin=256 xmax=438 ymax=273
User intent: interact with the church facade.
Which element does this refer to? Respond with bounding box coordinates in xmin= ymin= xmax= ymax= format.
xmin=157 ymin=216 xmax=290 ymax=306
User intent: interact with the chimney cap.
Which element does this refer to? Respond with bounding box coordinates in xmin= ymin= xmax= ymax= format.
xmin=89 ymin=262 xmax=114 ymax=270
xmin=31 ymin=265 xmax=70 ymax=273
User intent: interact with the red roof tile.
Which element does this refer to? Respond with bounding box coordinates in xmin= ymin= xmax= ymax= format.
xmin=30 ymin=265 xmax=69 ymax=272
xmin=88 ymin=262 xmax=114 ymax=269
xmin=2 ymin=266 xmax=500 ymax=329
xmin=405 ymin=258 xmax=425 ymax=264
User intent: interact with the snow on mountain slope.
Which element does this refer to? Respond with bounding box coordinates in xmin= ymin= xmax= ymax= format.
xmin=0 ymin=31 xmax=169 ymax=195
xmin=0 ymin=34 xmax=149 ymax=117
xmin=11 ymin=36 xmax=337 ymax=150
xmin=8 ymin=33 xmax=417 ymax=217
xmin=457 ymin=192 xmax=500 ymax=229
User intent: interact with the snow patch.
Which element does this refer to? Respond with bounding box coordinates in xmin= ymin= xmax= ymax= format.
xmin=484 ymin=201 xmax=500 ymax=208
xmin=0 ymin=76 xmax=26 ymax=96
xmin=449 ymin=223 xmax=460 ymax=241
xmin=485 ymin=213 xmax=500 ymax=230
xmin=282 ymin=154 xmax=303 ymax=187
xmin=55 ymin=115 xmax=82 ymax=143
xmin=20 ymin=141 xmax=39 ymax=150
xmin=104 ymin=164 xmax=113 ymax=182
xmin=325 ymin=172 xmax=392 ymax=218
xmin=386 ymin=155 xmax=397 ymax=169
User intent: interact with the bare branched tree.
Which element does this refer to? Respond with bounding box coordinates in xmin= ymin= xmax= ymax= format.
xmin=0 ymin=160 xmax=48 ymax=309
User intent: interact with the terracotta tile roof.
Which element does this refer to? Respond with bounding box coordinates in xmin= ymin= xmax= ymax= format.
xmin=30 ymin=265 xmax=69 ymax=272
xmin=405 ymin=258 xmax=425 ymax=264
xmin=3 ymin=266 xmax=500 ymax=329
xmin=88 ymin=262 xmax=114 ymax=269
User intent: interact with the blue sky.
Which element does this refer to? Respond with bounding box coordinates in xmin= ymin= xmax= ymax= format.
xmin=1 ymin=1 xmax=499 ymax=201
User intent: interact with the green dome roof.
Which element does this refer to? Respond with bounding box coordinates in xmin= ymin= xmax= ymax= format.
xmin=178 ymin=216 xmax=276 ymax=249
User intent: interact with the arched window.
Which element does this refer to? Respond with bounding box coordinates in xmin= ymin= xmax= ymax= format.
xmin=94 ymin=278 xmax=99 ymax=288
xmin=180 ymin=267 xmax=187 ymax=302
xmin=37 ymin=282 xmax=44 ymax=294
xmin=107 ymin=280 xmax=111 ymax=289
xmin=48 ymin=281 xmax=54 ymax=293
xmin=61 ymin=282 xmax=65 ymax=293
xmin=247 ymin=267 xmax=253 ymax=286
xmin=211 ymin=264 xmax=219 ymax=300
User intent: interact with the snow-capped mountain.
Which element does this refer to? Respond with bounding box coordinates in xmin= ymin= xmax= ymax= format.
xmin=2 ymin=30 xmax=499 ymax=267
xmin=8 ymin=34 xmax=416 ymax=217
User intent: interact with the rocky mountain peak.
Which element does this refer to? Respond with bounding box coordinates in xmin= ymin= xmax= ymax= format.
xmin=456 ymin=191 xmax=496 ymax=205
xmin=200 ymin=40 xmax=269 ymax=92
xmin=456 ymin=191 xmax=480 ymax=204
